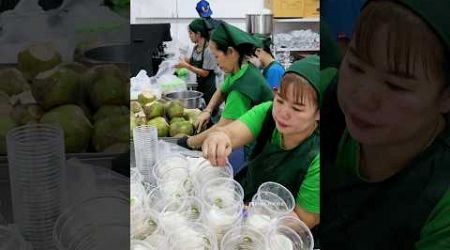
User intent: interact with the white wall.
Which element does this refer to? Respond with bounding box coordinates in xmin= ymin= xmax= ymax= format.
xmin=131 ymin=0 xmax=266 ymax=50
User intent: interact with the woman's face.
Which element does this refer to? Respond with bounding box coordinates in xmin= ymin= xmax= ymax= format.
xmin=209 ymin=41 xmax=239 ymax=73
xmin=272 ymin=83 xmax=319 ymax=136
xmin=188 ymin=30 xmax=199 ymax=43
xmin=337 ymin=26 xmax=450 ymax=146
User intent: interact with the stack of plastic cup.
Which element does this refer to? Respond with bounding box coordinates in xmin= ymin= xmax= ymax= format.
xmin=220 ymin=226 xmax=267 ymax=250
xmin=0 ymin=225 xmax=33 ymax=250
xmin=130 ymin=138 xmax=136 ymax=169
xmin=201 ymin=178 xmax=244 ymax=242
xmin=6 ymin=124 xmax=66 ymax=250
xmin=53 ymin=194 xmax=129 ymax=250
xmin=273 ymin=216 xmax=314 ymax=250
xmin=133 ymin=125 xmax=158 ymax=184
xmin=247 ymin=182 xmax=295 ymax=233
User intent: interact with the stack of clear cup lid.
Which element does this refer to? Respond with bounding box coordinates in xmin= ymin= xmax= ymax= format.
xmin=6 ymin=124 xmax=66 ymax=250
xmin=133 ymin=125 xmax=158 ymax=184
xmin=200 ymin=178 xmax=244 ymax=242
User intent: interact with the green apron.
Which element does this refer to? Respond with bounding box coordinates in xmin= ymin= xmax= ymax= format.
xmin=235 ymin=107 xmax=320 ymax=202
xmin=225 ymin=64 xmax=274 ymax=161
xmin=190 ymin=44 xmax=216 ymax=105
xmin=225 ymin=64 xmax=273 ymax=105
xmin=321 ymin=80 xmax=450 ymax=249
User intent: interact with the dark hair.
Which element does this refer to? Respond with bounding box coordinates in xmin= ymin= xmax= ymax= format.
xmin=189 ymin=26 xmax=211 ymax=41
xmin=353 ymin=1 xmax=449 ymax=88
xmin=278 ymin=73 xmax=318 ymax=109
xmin=214 ymin=41 xmax=256 ymax=67
xmin=261 ymin=37 xmax=274 ymax=58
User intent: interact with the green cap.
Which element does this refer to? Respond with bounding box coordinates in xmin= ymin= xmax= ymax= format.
xmin=364 ymin=0 xmax=450 ymax=49
xmin=252 ymin=34 xmax=271 ymax=51
xmin=211 ymin=22 xmax=260 ymax=48
xmin=285 ymin=55 xmax=322 ymax=104
xmin=189 ymin=18 xmax=210 ymax=39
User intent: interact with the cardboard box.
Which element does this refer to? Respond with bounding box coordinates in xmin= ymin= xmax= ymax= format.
xmin=265 ymin=0 xmax=319 ymax=18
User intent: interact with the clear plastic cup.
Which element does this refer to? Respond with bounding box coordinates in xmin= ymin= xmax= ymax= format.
xmin=169 ymin=222 xmax=218 ymax=250
xmin=220 ymin=226 xmax=267 ymax=250
xmin=155 ymin=166 xmax=191 ymax=189
xmin=273 ymin=216 xmax=314 ymax=250
xmin=133 ymin=125 xmax=158 ymax=183
xmin=190 ymin=160 xmax=233 ymax=194
xmin=267 ymin=225 xmax=303 ymax=250
xmin=53 ymin=194 xmax=129 ymax=250
xmin=144 ymin=230 xmax=170 ymax=249
xmin=7 ymin=124 xmax=66 ymax=250
xmin=131 ymin=239 xmax=153 ymax=250
xmin=152 ymin=154 xmax=189 ymax=181
xmin=160 ymin=196 xmax=204 ymax=223
xmin=201 ymin=178 xmax=244 ymax=240
xmin=131 ymin=208 xmax=158 ymax=241
xmin=147 ymin=181 xmax=189 ymax=213
xmin=255 ymin=182 xmax=295 ymax=216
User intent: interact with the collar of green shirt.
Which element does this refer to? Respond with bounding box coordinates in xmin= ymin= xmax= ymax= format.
xmin=221 ymin=64 xmax=249 ymax=93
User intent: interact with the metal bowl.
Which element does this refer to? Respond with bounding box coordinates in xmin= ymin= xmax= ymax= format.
xmin=163 ymin=90 xmax=204 ymax=109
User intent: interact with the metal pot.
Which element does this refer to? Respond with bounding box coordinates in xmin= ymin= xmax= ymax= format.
xmin=246 ymin=14 xmax=273 ymax=35
xmin=163 ymin=91 xmax=204 ymax=109
xmin=82 ymin=44 xmax=130 ymax=64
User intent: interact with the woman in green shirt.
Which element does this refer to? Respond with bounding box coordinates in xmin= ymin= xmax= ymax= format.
xmin=202 ymin=56 xmax=321 ymax=228
xmin=178 ymin=22 xmax=273 ymax=149
xmin=321 ymin=0 xmax=450 ymax=249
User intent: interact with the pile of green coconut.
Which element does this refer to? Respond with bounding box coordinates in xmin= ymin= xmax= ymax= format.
xmin=0 ymin=43 xmax=129 ymax=154
xmin=130 ymin=91 xmax=201 ymax=138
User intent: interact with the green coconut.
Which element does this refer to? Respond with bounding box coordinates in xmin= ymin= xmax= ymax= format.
xmin=40 ymin=104 xmax=93 ymax=153
xmin=147 ymin=117 xmax=169 ymax=137
xmin=32 ymin=67 xmax=80 ymax=110
xmin=92 ymin=115 xmax=129 ymax=152
xmin=0 ymin=68 xmax=29 ymax=96
xmin=18 ymin=43 xmax=62 ymax=80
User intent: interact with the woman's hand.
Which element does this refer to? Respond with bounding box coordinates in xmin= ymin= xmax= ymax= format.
xmin=175 ymin=58 xmax=190 ymax=69
xmin=194 ymin=110 xmax=212 ymax=133
xmin=202 ymin=131 xmax=232 ymax=166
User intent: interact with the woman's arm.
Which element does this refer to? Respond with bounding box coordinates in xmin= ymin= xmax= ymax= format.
xmin=194 ymin=90 xmax=225 ymax=132
xmin=175 ymin=58 xmax=210 ymax=77
xmin=292 ymin=207 xmax=320 ymax=229
xmin=201 ymin=120 xmax=255 ymax=166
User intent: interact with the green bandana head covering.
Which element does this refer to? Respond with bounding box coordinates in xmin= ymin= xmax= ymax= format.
xmin=364 ymin=0 xmax=450 ymax=49
xmin=285 ymin=55 xmax=322 ymax=105
xmin=211 ymin=22 xmax=259 ymax=48
xmin=252 ymin=34 xmax=272 ymax=53
xmin=189 ymin=18 xmax=210 ymax=39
